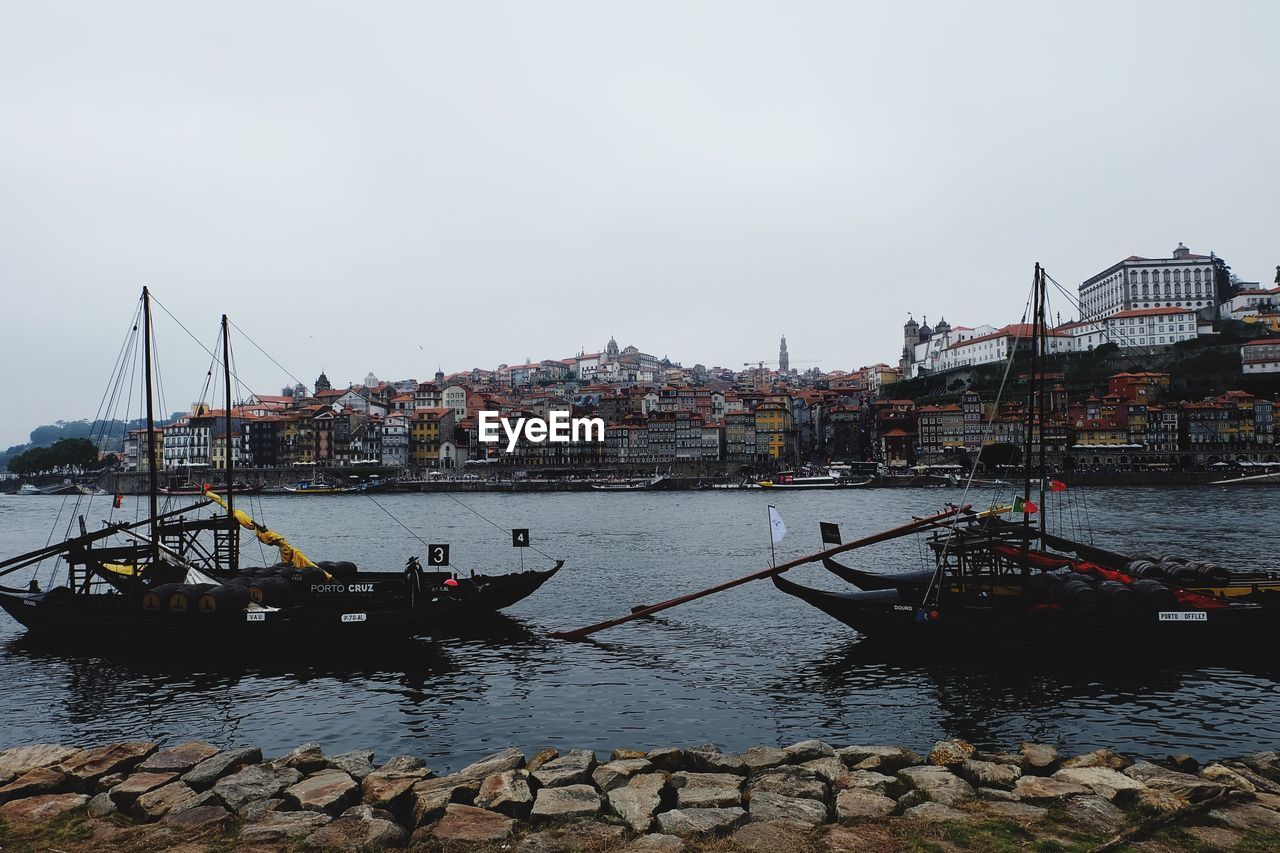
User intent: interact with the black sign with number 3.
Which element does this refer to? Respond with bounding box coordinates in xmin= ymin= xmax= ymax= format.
xmin=427 ymin=544 xmax=450 ymax=566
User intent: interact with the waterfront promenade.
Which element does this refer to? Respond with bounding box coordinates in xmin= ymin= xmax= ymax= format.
xmin=1 ymin=736 xmax=1278 ymax=851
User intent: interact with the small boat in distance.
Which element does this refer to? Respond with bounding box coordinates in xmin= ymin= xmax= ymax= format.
xmin=160 ymin=481 xmax=263 ymax=496
xmin=757 ymin=470 xmax=872 ymax=490
xmin=283 ymin=473 xmax=357 ymax=494
xmin=590 ymin=474 xmax=667 ymax=491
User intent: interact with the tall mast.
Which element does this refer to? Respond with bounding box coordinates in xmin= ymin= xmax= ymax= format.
xmin=1021 ymin=268 xmax=1037 ymax=526
xmin=222 ymin=314 xmax=238 ymax=572
xmin=142 ymin=287 xmax=160 ymax=568
xmin=1036 ymin=264 xmax=1048 ymax=536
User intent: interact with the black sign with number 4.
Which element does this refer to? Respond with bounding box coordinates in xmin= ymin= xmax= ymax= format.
xmin=427 ymin=544 xmax=450 ymax=566
xmin=511 ymin=529 xmax=530 ymax=548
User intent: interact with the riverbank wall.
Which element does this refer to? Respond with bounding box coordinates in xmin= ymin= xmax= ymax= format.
xmin=1 ymin=736 xmax=1278 ymax=851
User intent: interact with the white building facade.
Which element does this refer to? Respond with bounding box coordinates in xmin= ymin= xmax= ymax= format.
xmin=1079 ymin=243 xmax=1217 ymax=321
xmin=1104 ymin=307 xmax=1197 ymax=349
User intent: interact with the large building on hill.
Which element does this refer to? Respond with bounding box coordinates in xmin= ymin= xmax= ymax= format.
xmin=1079 ymin=242 xmax=1218 ymax=321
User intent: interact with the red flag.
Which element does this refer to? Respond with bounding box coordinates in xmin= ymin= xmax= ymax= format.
xmin=113 ymin=493 xmax=124 ymax=509
xmin=1025 ymin=499 xmax=1039 ymax=513
xmin=1049 ymin=479 xmax=1067 ymax=492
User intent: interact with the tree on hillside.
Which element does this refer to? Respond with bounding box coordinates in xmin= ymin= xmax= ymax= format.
xmin=7 ymin=438 xmax=104 ymax=476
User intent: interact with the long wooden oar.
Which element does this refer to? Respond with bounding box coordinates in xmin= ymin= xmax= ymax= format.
xmin=549 ymin=504 xmax=972 ymax=641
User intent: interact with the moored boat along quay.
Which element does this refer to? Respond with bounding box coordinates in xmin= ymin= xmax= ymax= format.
xmin=2 ymin=738 xmax=1279 ymax=851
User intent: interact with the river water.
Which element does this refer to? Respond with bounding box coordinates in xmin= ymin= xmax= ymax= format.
xmin=0 ymin=485 xmax=1277 ymax=772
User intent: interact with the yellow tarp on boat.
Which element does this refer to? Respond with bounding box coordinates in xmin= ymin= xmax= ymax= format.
xmin=204 ymin=490 xmax=325 ymax=573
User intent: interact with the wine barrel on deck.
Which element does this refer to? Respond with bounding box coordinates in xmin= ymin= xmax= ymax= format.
xmin=168 ymin=583 xmax=213 ymax=614
xmin=247 ymin=576 xmax=291 ymax=606
xmin=198 ymin=584 xmax=251 ymax=615
xmin=1095 ymin=580 xmax=1136 ymax=612
xmin=142 ymin=583 xmax=183 ymax=612
xmin=1131 ymin=579 xmax=1178 ymax=611
xmin=318 ymin=560 xmax=358 ymax=580
xmin=1055 ymin=578 xmax=1099 ymax=611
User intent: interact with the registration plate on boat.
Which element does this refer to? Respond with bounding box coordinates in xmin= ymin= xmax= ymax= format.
xmin=1158 ymin=611 xmax=1206 ymax=622
xmin=341 ymin=613 xmax=367 ymax=623
xmin=245 ymin=612 xmax=265 ymax=622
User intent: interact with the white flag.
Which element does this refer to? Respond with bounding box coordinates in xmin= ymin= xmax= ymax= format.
xmin=769 ymin=506 xmax=787 ymax=544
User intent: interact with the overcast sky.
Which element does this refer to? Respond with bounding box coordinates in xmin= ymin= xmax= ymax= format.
xmin=2 ymin=1 xmax=1278 ymax=448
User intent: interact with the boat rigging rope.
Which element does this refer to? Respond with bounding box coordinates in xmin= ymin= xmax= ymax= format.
xmin=921 ymin=278 xmax=1036 ymax=608
xmin=359 ymin=490 xmax=472 ymax=573
xmin=438 ymin=490 xmax=559 ymax=564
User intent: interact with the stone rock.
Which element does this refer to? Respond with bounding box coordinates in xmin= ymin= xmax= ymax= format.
xmin=1209 ymin=802 xmax=1280 ymax=832
xmin=532 ymin=748 xmax=597 ymax=788
xmin=1060 ymin=748 xmax=1133 ymax=771
xmin=903 ymin=801 xmax=973 ymax=822
xmin=181 ymin=746 xmax=262 ymax=791
xmin=475 ymin=769 xmax=534 ymax=818
xmin=329 ymin=750 xmax=375 ymax=781
xmin=343 ymin=802 xmax=399 ymax=821
xmin=431 ymin=802 xmax=515 ymax=843
xmin=748 ymin=789 xmax=828 ymax=826
xmin=612 ymin=747 xmax=647 ymax=761
xmin=0 ymin=766 xmax=69 ymax=803
xmin=800 ymin=757 xmax=848 ymax=784
xmin=1060 ymin=794 xmax=1128 ymax=834
xmin=108 ymin=771 xmax=177 ymax=807
xmin=825 ymin=823 xmax=898 ymax=851
xmin=732 ymin=819 xmax=815 ymax=851
xmin=628 ymin=833 xmax=686 ymax=851
xmin=517 ymin=820 xmax=625 ymax=852
xmin=1166 ymin=753 xmax=1199 ymax=773
xmin=592 ymin=758 xmax=652 ymax=792
xmin=0 ymin=744 xmax=78 ymax=778
xmin=1202 ymin=763 xmax=1259 ymax=793
xmin=1124 ymin=760 xmax=1224 ymax=801
xmin=361 ymin=767 xmax=430 ymax=811
xmin=835 ymin=788 xmax=895 ymax=819
xmin=1132 ymin=787 xmax=1188 ymax=815
xmin=928 ymin=739 xmax=976 ymax=768
xmin=1217 ymin=761 xmax=1280 ymax=794
xmin=986 ymin=801 xmax=1046 ymax=821
xmin=1018 ymin=742 xmax=1059 ymax=772
xmin=1011 ymin=775 xmax=1088 ymax=802
xmin=455 ymin=746 xmax=524 ymax=781
xmin=977 ymin=787 xmax=1019 ymax=802
xmin=237 ymin=797 xmax=285 ymax=821
xmin=646 ymin=747 xmax=683 ymax=772
xmin=684 ymin=746 xmax=747 ymax=775
xmin=608 ymin=772 xmax=666 ymax=833
xmin=1239 ymin=751 xmax=1280 ymax=782
xmin=285 ymin=768 xmax=358 ymax=814
xmin=671 ymin=771 xmax=744 ymax=808
xmin=833 ymin=769 xmax=901 ymax=797
xmin=783 ymin=739 xmax=835 ymax=764
xmin=1052 ymin=766 xmax=1146 ymax=801
xmin=956 ymin=759 xmax=1021 ymax=790
xmin=526 ymin=748 xmax=559 ymax=772
xmin=0 ymin=792 xmax=88 ymax=823
xmin=276 ymin=741 xmax=328 ymax=774
xmin=212 ymin=763 xmax=301 ymax=810
xmin=169 ymin=788 xmax=221 ymax=814
xmin=655 ymin=806 xmax=748 ymax=837
xmin=306 ymin=811 xmax=408 ymax=850
xmin=134 ymin=780 xmax=200 ymax=819
xmin=96 ymin=772 xmax=125 ymax=791
xmin=1186 ymin=826 xmax=1245 ymax=849
xmin=837 ymin=745 xmax=922 ymax=773
xmin=240 ymin=809 xmax=333 ymax=843
xmin=409 ymin=774 xmax=480 ymax=826
xmin=738 ymin=745 xmax=788 ymax=772
xmin=897 ymin=766 xmax=976 ymax=806
xmin=529 ymin=783 xmax=601 ymax=822
xmin=751 ymin=765 xmax=826 ymax=801
xmin=162 ymin=803 xmax=231 ymax=830
xmin=87 ymin=791 xmax=117 ymax=817
xmin=58 ymin=741 xmax=157 ymax=789
xmin=377 ymin=754 xmax=427 ymax=774
xmin=138 ymin=741 xmax=220 ymax=774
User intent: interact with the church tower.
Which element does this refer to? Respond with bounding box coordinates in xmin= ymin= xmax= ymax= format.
xmin=606 ymin=336 xmax=619 ymax=360
xmin=778 ymin=336 xmax=789 ymax=372
xmin=315 ymin=371 xmax=331 ymax=393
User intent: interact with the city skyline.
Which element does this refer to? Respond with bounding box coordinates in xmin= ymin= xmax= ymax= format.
xmin=4 ymin=2 xmax=1279 ymax=447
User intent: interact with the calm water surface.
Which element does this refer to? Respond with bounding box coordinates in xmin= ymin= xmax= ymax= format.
xmin=0 ymin=485 xmax=1277 ymax=772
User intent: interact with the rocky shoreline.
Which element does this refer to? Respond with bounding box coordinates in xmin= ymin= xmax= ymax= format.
xmin=2 ymin=738 xmax=1279 ymax=851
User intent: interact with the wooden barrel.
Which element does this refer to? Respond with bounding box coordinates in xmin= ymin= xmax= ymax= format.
xmin=1131 ymin=579 xmax=1178 ymax=611
xmin=1055 ymin=579 xmax=1099 ymax=611
xmin=318 ymin=560 xmax=359 ymax=580
xmin=1095 ymin=580 xmax=1135 ymax=612
xmin=168 ymin=583 xmax=213 ymax=613
xmin=287 ymin=566 xmax=329 ymax=586
xmin=197 ymin=584 xmax=251 ymax=615
xmin=142 ymin=583 xmax=183 ymax=612
xmin=247 ymin=576 xmax=291 ymax=606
